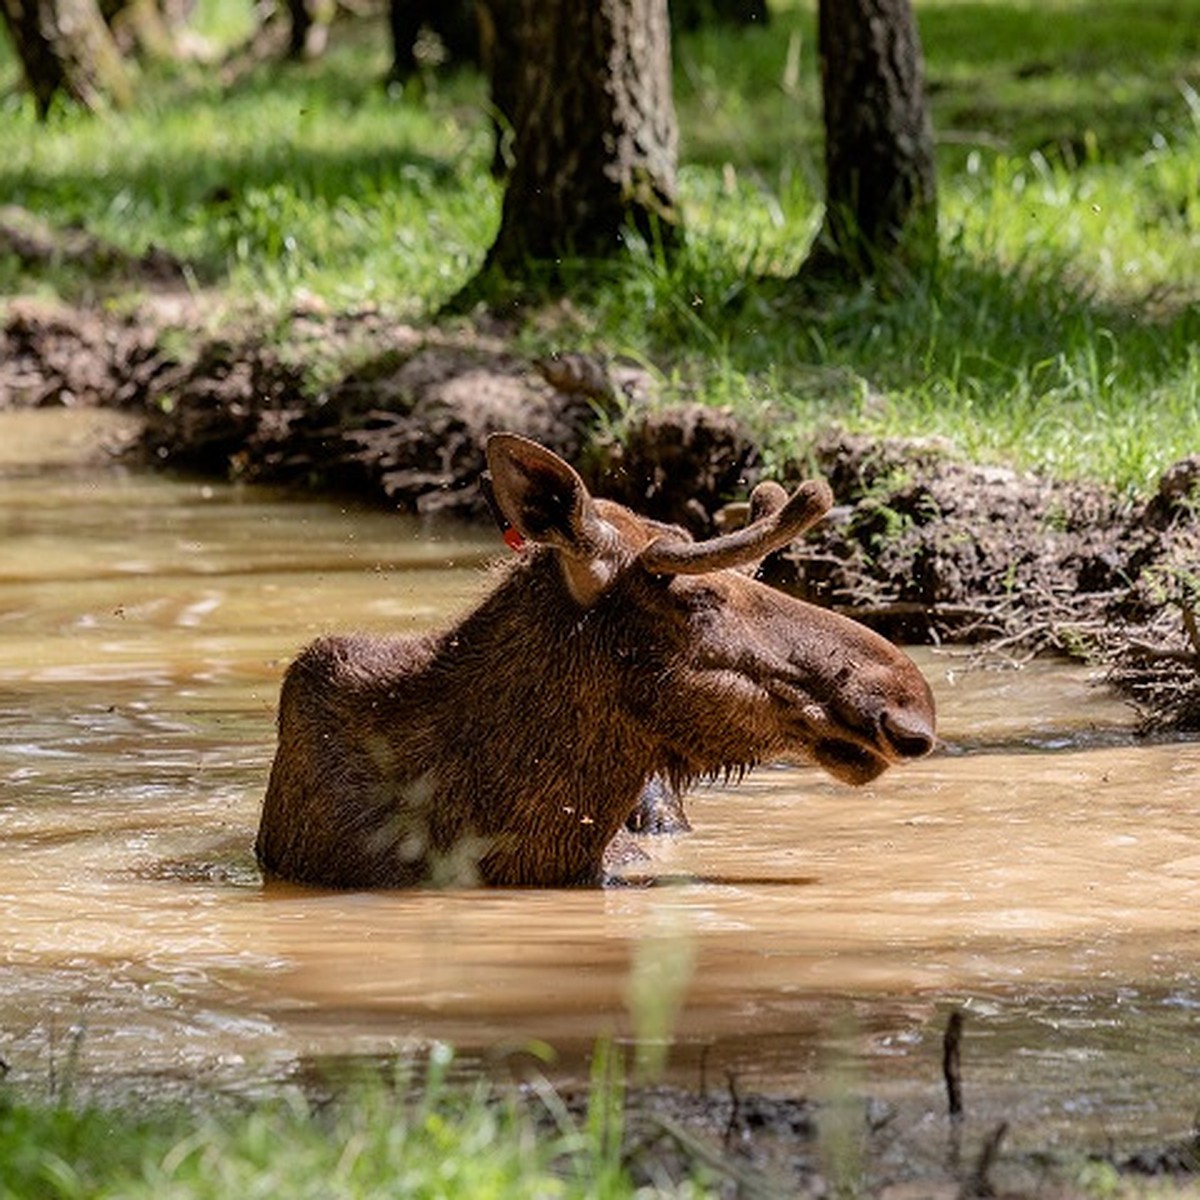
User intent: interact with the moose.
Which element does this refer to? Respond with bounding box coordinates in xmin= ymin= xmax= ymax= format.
xmin=255 ymin=433 xmax=936 ymax=889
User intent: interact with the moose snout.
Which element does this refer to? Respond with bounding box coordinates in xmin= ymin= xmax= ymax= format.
xmin=878 ymin=709 xmax=936 ymax=761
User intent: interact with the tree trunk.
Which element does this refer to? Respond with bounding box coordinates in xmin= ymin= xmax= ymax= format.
xmin=802 ymin=0 xmax=937 ymax=283
xmin=388 ymin=0 xmax=479 ymax=82
xmin=480 ymin=0 xmax=680 ymax=276
xmin=670 ymin=0 xmax=767 ymax=32
xmin=0 ymin=0 xmax=133 ymax=115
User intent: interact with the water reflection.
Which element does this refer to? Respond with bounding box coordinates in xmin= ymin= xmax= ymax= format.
xmin=2 ymin=411 xmax=1198 ymax=1158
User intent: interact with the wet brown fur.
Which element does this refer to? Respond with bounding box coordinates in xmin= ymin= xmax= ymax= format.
xmin=255 ymin=434 xmax=936 ymax=889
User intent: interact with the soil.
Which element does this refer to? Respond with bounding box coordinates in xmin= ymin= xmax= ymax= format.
xmin=574 ymin=1079 xmax=1200 ymax=1198
xmin=2 ymin=295 xmax=1198 ymax=731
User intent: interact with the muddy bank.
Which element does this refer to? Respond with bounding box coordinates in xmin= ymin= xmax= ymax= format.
xmin=2 ymin=299 xmax=1197 ymax=729
xmin=279 ymin=1052 xmax=1200 ymax=1199
xmin=562 ymin=1078 xmax=1200 ymax=1198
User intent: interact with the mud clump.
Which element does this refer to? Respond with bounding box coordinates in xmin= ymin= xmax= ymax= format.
xmin=130 ymin=317 xmax=755 ymax=524
xmin=136 ymin=332 xmax=627 ymax=517
xmin=796 ymin=433 xmax=1200 ymax=729
xmin=587 ymin=405 xmax=762 ymax=537
xmin=802 ymin=432 xmax=1141 ymax=643
xmin=0 ymin=302 xmax=172 ymax=410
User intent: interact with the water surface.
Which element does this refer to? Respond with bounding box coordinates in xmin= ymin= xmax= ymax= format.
xmin=2 ymin=410 xmax=1198 ymax=1164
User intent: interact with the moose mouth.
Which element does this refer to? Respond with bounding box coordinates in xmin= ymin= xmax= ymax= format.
xmin=811 ymin=738 xmax=891 ymax=785
xmin=767 ymin=672 xmax=935 ymax=785
xmin=811 ymin=710 xmax=936 ymax=785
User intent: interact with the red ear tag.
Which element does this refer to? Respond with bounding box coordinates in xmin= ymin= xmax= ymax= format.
xmin=480 ymin=469 xmax=527 ymax=553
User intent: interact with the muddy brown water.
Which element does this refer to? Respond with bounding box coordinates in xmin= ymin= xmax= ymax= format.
xmin=3 ymin=410 xmax=1199 ymax=1164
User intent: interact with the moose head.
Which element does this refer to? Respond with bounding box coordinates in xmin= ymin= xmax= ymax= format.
xmin=255 ymin=432 xmax=936 ymax=889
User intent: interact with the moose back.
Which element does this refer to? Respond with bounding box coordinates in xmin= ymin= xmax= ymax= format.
xmin=255 ymin=433 xmax=936 ymax=888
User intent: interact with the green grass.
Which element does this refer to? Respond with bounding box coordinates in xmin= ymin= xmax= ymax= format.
xmin=0 ymin=0 xmax=1197 ymax=492
xmin=0 ymin=46 xmax=498 ymax=309
xmin=0 ymin=1049 xmax=705 ymax=1200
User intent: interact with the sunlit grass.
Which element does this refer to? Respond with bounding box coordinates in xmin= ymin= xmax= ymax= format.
xmin=0 ymin=0 xmax=1196 ymax=491
xmin=0 ymin=35 xmax=499 ymax=312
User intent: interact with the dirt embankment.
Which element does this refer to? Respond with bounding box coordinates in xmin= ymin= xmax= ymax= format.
xmin=3 ymin=299 xmax=1197 ymax=731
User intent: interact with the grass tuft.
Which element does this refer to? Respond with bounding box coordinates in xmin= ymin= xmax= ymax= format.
xmin=0 ymin=1048 xmax=706 ymax=1200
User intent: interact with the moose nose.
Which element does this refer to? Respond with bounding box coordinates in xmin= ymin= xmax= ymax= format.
xmin=880 ymin=711 xmax=936 ymax=760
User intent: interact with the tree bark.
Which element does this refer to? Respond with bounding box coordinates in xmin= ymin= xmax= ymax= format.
xmin=802 ymin=0 xmax=937 ymax=283
xmin=1 ymin=0 xmax=133 ymax=115
xmin=480 ymin=0 xmax=680 ymax=276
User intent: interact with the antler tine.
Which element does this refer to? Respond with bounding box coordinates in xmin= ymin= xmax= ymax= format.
xmin=747 ymin=479 xmax=789 ymax=523
xmin=639 ymin=479 xmax=834 ymax=576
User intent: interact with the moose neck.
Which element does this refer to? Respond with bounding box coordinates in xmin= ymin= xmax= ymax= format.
xmin=423 ymin=552 xmax=658 ymax=884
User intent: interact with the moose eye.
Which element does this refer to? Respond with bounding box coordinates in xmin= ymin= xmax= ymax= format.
xmin=640 ymin=569 xmax=674 ymax=592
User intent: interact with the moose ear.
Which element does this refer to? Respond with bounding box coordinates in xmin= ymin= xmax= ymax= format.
xmin=485 ymin=433 xmax=610 ymax=556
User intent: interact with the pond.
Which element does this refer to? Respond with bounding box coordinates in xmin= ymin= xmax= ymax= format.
xmin=2 ymin=409 xmax=1199 ymax=1165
